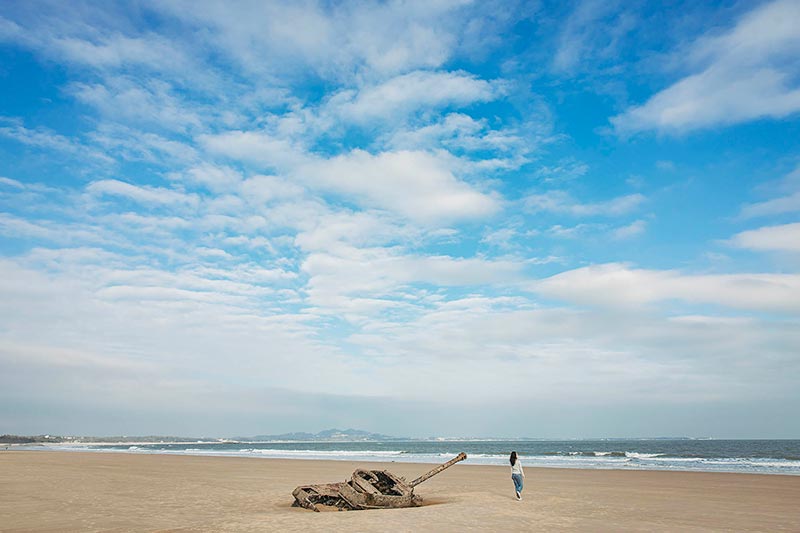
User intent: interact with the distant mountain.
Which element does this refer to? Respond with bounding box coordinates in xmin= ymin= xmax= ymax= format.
xmin=239 ymin=428 xmax=403 ymax=442
xmin=1 ymin=429 xmax=403 ymax=444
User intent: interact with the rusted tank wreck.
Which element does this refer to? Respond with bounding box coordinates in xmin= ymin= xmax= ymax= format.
xmin=292 ymin=452 xmax=467 ymax=511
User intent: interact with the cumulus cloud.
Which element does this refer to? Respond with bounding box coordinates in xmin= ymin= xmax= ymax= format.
xmin=301 ymin=248 xmax=525 ymax=314
xmin=386 ymin=113 xmax=531 ymax=170
xmin=178 ymin=164 xmax=242 ymax=193
xmin=300 ymin=149 xmax=499 ymax=223
xmin=201 ymin=131 xmax=500 ymax=223
xmin=612 ymin=0 xmax=800 ymax=134
xmin=152 ymin=0 xmax=472 ymax=79
xmin=240 ymin=175 xmax=306 ymax=204
xmin=729 ymin=222 xmax=800 ymax=253
xmin=199 ymin=130 xmax=305 ymax=170
xmin=0 ymin=6 xmax=197 ymax=75
xmin=531 ymin=263 xmax=800 ymax=314
xmin=329 ymin=70 xmax=500 ymax=122
xmin=68 ymin=78 xmax=204 ymax=133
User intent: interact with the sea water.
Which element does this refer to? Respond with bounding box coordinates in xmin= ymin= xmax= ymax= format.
xmin=29 ymin=439 xmax=800 ymax=475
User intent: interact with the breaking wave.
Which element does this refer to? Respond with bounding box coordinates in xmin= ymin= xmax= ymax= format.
xmin=20 ymin=439 xmax=800 ymax=475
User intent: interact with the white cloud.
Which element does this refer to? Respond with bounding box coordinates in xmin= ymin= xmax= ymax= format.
xmin=86 ymin=179 xmax=199 ymax=207
xmin=345 ymin=295 xmax=800 ymax=406
xmin=740 ymin=192 xmax=800 ymax=218
xmin=740 ymin=165 xmax=800 ymax=218
xmin=0 ymin=256 xmax=344 ymax=403
xmin=481 ymin=227 xmax=517 ymax=249
xmin=531 ymin=263 xmax=800 ymax=313
xmin=545 ymin=223 xmax=599 ymax=239
xmin=0 ymin=176 xmax=25 ymax=189
xmin=612 ymin=0 xmax=800 ymax=133
xmin=612 ymin=219 xmax=646 ymax=239
xmin=178 ymin=164 xmax=242 ymax=193
xmin=535 ymin=159 xmax=589 ymax=183
xmin=330 ymin=70 xmax=500 ymax=122
xmin=153 ymin=0 xmax=470 ymax=79
xmin=729 ymin=222 xmax=800 ymax=253
xmin=240 ymin=175 xmax=306 ymax=204
xmin=301 ymin=247 xmax=525 ymax=316
xmin=0 ymin=118 xmax=74 ymax=151
xmin=294 ymin=210 xmax=415 ymax=253
xmin=523 ymin=190 xmax=645 ymax=216
xmin=56 ymin=33 xmax=190 ymax=71
xmin=388 ymin=113 xmax=481 ymax=149
xmin=0 ymin=117 xmax=112 ymax=163
xmin=0 ymin=213 xmax=113 ymax=246
xmin=552 ymin=0 xmax=635 ymax=74
xmin=386 ymin=113 xmax=530 ymax=169
xmin=68 ymin=78 xmax=203 ymax=132
xmin=300 ymin=149 xmax=499 ymax=223
xmin=0 ymin=213 xmax=63 ymax=241
xmin=90 ymin=125 xmax=198 ymax=165
xmin=199 ymin=130 xmax=305 ymax=170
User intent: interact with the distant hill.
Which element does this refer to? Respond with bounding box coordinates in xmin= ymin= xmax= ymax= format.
xmin=0 ymin=434 xmax=218 ymax=444
xmin=239 ymin=428 xmax=403 ymax=442
xmin=1 ymin=429 xmax=404 ymax=444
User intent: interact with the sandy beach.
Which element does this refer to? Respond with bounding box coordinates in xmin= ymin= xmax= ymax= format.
xmin=1 ymin=451 xmax=799 ymax=532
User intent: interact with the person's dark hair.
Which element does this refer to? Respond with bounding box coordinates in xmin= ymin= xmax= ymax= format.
xmin=510 ymin=451 xmax=517 ymax=466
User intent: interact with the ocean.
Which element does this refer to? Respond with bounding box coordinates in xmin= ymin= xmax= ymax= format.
xmin=26 ymin=439 xmax=800 ymax=475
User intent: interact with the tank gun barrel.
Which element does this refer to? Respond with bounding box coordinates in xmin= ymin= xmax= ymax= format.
xmin=409 ymin=452 xmax=467 ymax=488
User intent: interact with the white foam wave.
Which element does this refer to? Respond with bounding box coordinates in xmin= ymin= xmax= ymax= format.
xmin=21 ymin=444 xmax=800 ymax=475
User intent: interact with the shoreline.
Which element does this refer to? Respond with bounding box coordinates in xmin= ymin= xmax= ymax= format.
xmin=5 ymin=443 xmax=799 ymax=477
xmin=2 ymin=450 xmax=799 ymax=531
xmin=4 ymin=446 xmax=800 ymax=478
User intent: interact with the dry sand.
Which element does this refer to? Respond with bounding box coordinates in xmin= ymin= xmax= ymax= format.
xmin=1 ymin=450 xmax=799 ymax=532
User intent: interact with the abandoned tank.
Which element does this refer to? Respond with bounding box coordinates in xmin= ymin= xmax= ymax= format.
xmin=292 ymin=452 xmax=467 ymax=511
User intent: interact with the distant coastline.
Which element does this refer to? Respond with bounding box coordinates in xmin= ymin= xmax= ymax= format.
xmin=6 ymin=433 xmax=799 ymax=476
xmin=1 ymin=428 xmax=721 ymax=445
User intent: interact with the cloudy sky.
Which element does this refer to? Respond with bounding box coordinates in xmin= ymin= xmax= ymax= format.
xmin=1 ymin=0 xmax=799 ymax=438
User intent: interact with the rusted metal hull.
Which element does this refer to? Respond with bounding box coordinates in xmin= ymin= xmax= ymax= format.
xmin=291 ymin=453 xmax=466 ymax=512
xmin=292 ymin=482 xmax=352 ymax=512
xmin=291 ymin=482 xmax=421 ymax=511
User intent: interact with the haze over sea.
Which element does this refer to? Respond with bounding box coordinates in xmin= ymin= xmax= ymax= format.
xmin=26 ymin=439 xmax=800 ymax=476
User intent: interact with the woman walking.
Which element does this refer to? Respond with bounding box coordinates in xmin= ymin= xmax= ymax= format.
xmin=510 ymin=451 xmax=524 ymax=500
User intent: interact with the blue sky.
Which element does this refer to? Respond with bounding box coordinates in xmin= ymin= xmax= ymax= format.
xmin=1 ymin=0 xmax=799 ymax=438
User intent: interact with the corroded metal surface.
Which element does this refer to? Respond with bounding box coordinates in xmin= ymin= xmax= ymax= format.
xmin=291 ymin=452 xmax=467 ymax=512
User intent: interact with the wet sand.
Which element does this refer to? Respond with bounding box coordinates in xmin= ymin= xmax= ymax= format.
xmin=1 ymin=450 xmax=799 ymax=532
